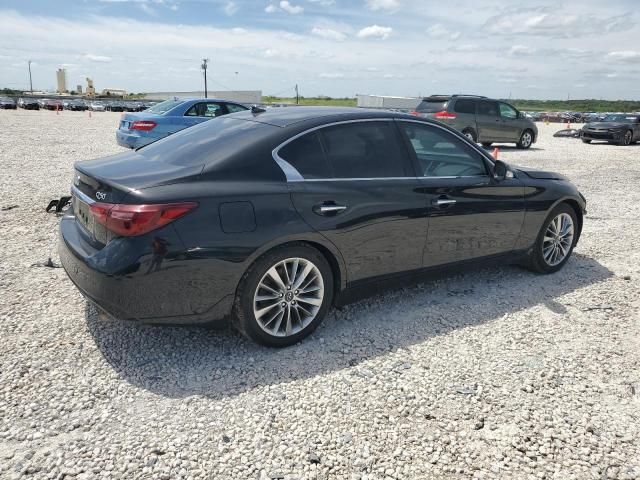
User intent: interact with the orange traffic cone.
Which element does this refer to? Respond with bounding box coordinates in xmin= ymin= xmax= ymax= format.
xmin=566 ymin=121 xmax=571 ymax=129
xmin=492 ymin=147 xmax=499 ymax=160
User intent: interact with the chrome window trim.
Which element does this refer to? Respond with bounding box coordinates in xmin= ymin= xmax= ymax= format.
xmin=271 ymin=117 xmax=493 ymax=182
xmin=71 ymin=185 xmax=96 ymax=205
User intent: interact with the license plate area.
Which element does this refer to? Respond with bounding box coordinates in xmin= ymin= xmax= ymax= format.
xmin=73 ymin=196 xmax=94 ymax=234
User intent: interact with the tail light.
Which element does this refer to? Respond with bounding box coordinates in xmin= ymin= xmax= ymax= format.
xmin=130 ymin=120 xmax=157 ymax=131
xmin=410 ymin=111 xmax=420 ymax=116
xmin=434 ymin=111 xmax=457 ymax=119
xmin=89 ymin=202 xmax=197 ymax=237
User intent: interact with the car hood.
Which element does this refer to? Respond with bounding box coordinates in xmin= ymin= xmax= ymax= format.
xmin=515 ymin=166 xmax=568 ymax=181
xmin=584 ymin=122 xmax=630 ymax=129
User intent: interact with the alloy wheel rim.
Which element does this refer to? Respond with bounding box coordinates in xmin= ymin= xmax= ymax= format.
xmin=542 ymin=213 xmax=574 ymax=266
xmin=522 ymin=132 xmax=532 ymax=147
xmin=624 ymin=131 xmax=632 ymax=145
xmin=465 ymin=132 xmax=475 ymax=141
xmin=253 ymin=257 xmax=324 ymax=337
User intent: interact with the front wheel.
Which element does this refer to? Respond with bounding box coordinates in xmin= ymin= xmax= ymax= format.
xmin=619 ymin=130 xmax=633 ymax=146
xmin=517 ymin=130 xmax=534 ymax=149
xmin=581 ymin=138 xmax=592 ymax=144
xmin=526 ymin=204 xmax=578 ymax=274
xmin=233 ymin=245 xmax=334 ymax=347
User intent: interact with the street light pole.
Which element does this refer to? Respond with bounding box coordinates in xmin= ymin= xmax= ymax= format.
xmin=28 ymin=60 xmax=33 ymax=93
xmin=201 ymin=59 xmax=208 ymax=98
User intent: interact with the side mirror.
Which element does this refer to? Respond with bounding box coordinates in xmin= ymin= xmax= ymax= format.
xmin=493 ymin=160 xmax=514 ymax=180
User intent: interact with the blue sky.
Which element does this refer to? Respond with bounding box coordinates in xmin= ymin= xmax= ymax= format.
xmin=1 ymin=0 xmax=639 ymax=99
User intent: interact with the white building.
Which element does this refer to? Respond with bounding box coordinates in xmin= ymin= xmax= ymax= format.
xmin=56 ymin=69 xmax=67 ymax=93
xmin=102 ymin=88 xmax=127 ymax=97
xmin=356 ymin=94 xmax=420 ymax=110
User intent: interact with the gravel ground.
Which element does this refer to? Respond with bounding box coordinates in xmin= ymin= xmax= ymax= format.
xmin=0 ymin=109 xmax=639 ymax=480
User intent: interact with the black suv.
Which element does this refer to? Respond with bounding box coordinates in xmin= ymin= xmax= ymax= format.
xmin=413 ymin=95 xmax=538 ymax=149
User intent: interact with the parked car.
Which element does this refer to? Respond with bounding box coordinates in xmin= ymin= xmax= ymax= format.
xmin=106 ymin=101 xmax=126 ymax=112
xmin=60 ymin=107 xmax=586 ymax=347
xmin=89 ymin=101 xmax=106 ymax=112
xmin=581 ymin=114 xmax=640 ymax=145
xmin=0 ymin=97 xmax=17 ymax=109
xmin=18 ymin=98 xmax=39 ymax=110
xmin=411 ymin=95 xmax=538 ymax=149
xmin=115 ymin=97 xmax=249 ymax=149
xmin=65 ymin=99 xmax=88 ymax=111
xmin=42 ymin=99 xmax=63 ymax=111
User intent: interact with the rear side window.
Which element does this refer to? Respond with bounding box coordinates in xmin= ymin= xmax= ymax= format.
xmin=477 ymin=101 xmax=499 ymax=116
xmin=454 ymin=99 xmax=476 ymax=114
xmin=146 ymin=99 xmax=183 ymax=114
xmin=416 ymin=100 xmax=448 ymax=113
xmin=278 ymin=132 xmax=331 ymax=179
xmin=399 ymin=122 xmax=487 ymax=177
xmin=226 ymin=103 xmax=248 ymax=113
xmin=320 ymin=122 xmax=409 ymax=179
xmin=185 ymin=102 xmax=225 ymax=117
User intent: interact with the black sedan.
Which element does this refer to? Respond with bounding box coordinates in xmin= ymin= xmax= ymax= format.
xmin=59 ymin=107 xmax=586 ymax=347
xmin=581 ymin=114 xmax=640 ymax=145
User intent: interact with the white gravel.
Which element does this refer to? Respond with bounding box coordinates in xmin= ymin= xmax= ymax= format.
xmin=0 ymin=109 xmax=639 ymax=480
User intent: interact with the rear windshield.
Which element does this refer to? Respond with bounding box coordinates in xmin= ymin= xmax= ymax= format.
xmin=416 ymin=100 xmax=448 ymax=113
xmin=604 ymin=114 xmax=638 ymax=123
xmin=145 ymin=99 xmax=184 ymax=115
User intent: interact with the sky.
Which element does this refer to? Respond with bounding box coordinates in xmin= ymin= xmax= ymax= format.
xmin=0 ymin=0 xmax=639 ymax=99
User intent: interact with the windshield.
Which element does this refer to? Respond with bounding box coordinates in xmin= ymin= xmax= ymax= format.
xmin=604 ymin=114 xmax=638 ymax=123
xmin=145 ymin=99 xmax=183 ymax=115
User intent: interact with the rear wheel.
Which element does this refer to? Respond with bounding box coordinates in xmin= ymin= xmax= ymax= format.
xmin=527 ymin=203 xmax=578 ymax=274
xmin=581 ymin=138 xmax=592 ymax=144
xmin=517 ymin=129 xmax=534 ymax=149
xmin=233 ymin=245 xmax=334 ymax=347
xmin=462 ymin=129 xmax=477 ymax=143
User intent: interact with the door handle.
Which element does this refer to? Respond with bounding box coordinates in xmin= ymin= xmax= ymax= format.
xmin=313 ymin=203 xmax=348 ymax=216
xmin=432 ymin=197 xmax=457 ymax=207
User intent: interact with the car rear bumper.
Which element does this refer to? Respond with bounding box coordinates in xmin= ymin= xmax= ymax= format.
xmin=116 ymin=130 xmax=156 ymax=149
xmin=59 ymin=215 xmax=234 ymax=325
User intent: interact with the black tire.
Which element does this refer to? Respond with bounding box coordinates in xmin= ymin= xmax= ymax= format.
xmin=481 ymin=142 xmax=493 ymax=148
xmin=462 ymin=129 xmax=477 ymax=143
xmin=516 ymin=129 xmax=534 ymax=149
xmin=232 ymin=244 xmax=334 ymax=347
xmin=526 ymin=203 xmax=578 ymax=274
xmin=581 ymin=138 xmax=592 ymax=144
xmin=619 ymin=130 xmax=633 ymax=146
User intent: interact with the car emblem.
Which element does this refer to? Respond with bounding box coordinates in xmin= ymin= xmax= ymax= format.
xmin=96 ymin=191 xmax=107 ymax=200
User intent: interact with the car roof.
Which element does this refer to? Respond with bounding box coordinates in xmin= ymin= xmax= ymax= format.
xmin=227 ymin=106 xmax=411 ymax=128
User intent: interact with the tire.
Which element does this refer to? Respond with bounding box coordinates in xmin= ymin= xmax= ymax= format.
xmin=232 ymin=244 xmax=334 ymax=347
xmin=481 ymin=142 xmax=492 ymax=148
xmin=619 ymin=130 xmax=633 ymax=146
xmin=526 ymin=203 xmax=578 ymax=274
xmin=581 ymin=138 xmax=592 ymax=144
xmin=462 ymin=129 xmax=477 ymax=143
xmin=517 ymin=129 xmax=534 ymax=149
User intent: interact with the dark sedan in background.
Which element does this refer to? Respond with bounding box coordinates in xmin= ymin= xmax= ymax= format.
xmin=0 ymin=96 xmax=17 ymax=109
xmin=581 ymin=114 xmax=640 ymax=145
xmin=60 ymin=107 xmax=586 ymax=347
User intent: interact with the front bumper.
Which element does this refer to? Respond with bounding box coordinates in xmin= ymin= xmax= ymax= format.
xmin=581 ymin=129 xmax=621 ymax=141
xmin=59 ymin=215 xmax=234 ymax=325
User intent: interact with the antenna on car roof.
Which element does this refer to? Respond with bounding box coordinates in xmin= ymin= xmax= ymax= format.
xmin=251 ymin=105 xmax=266 ymax=115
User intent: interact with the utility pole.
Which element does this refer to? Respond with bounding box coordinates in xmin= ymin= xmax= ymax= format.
xmin=201 ymin=59 xmax=209 ymax=98
xmin=295 ymin=84 xmax=299 ymax=105
xmin=28 ymin=60 xmax=33 ymax=93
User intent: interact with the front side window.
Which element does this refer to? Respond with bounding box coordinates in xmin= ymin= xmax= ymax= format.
xmin=499 ymin=103 xmax=518 ymax=119
xmin=185 ymin=102 xmax=224 ymax=117
xmin=278 ymin=132 xmax=331 ymax=179
xmin=477 ymin=101 xmax=499 ymax=117
xmin=319 ymin=122 xmax=408 ymax=178
xmin=225 ymin=103 xmax=247 ymax=113
xmin=399 ymin=122 xmax=488 ymax=177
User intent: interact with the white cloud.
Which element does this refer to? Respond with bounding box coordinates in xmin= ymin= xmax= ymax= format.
xmin=83 ymin=54 xmax=112 ymax=62
xmin=263 ymin=48 xmax=281 ymax=58
xmin=608 ymin=50 xmax=640 ymax=62
xmin=357 ymin=25 xmax=392 ymax=40
xmin=279 ymin=0 xmax=303 ymax=14
xmin=426 ymin=24 xmax=460 ymax=40
xmin=319 ymin=72 xmax=344 ymax=78
xmin=509 ymin=45 xmax=536 ymax=56
xmin=307 ymin=0 xmax=335 ymax=5
xmin=366 ymin=0 xmax=399 ymax=11
xmin=311 ymin=26 xmax=346 ymax=41
xmin=265 ymin=4 xmax=277 ymax=13
xmin=223 ymin=1 xmax=237 ymax=16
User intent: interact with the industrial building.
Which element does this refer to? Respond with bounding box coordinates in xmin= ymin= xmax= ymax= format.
xmin=356 ymin=94 xmax=420 ymax=110
xmin=56 ymin=68 xmax=67 ymax=93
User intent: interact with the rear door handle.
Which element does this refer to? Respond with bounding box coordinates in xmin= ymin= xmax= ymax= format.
xmin=432 ymin=197 xmax=457 ymax=207
xmin=313 ymin=203 xmax=348 ymax=216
